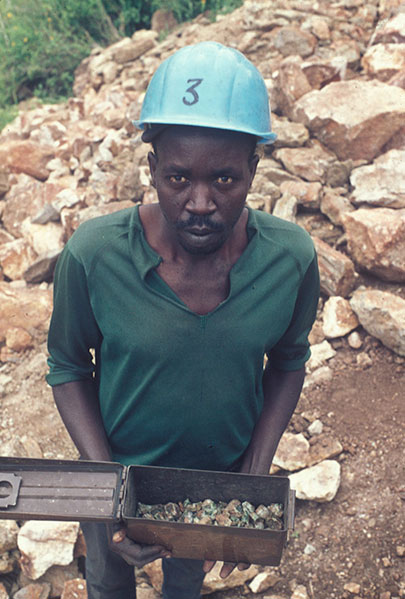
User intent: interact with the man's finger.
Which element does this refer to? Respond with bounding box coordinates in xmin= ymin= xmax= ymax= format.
xmin=112 ymin=528 xmax=126 ymax=543
xmin=220 ymin=561 xmax=236 ymax=578
xmin=203 ymin=560 xmax=216 ymax=573
xmin=237 ymin=562 xmax=250 ymax=570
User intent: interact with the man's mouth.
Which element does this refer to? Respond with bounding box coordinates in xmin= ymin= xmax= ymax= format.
xmin=185 ymin=227 xmax=216 ymax=236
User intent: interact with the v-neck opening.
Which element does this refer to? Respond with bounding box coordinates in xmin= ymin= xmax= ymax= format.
xmin=131 ymin=204 xmax=259 ymax=318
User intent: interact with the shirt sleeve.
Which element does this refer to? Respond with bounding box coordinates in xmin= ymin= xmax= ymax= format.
xmin=46 ymin=245 xmax=102 ymax=386
xmin=267 ymin=253 xmax=320 ymax=371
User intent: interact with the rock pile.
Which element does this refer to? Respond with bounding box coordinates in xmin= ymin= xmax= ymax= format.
xmin=0 ymin=0 xmax=404 ymax=597
xmin=0 ymin=0 xmax=404 ymax=365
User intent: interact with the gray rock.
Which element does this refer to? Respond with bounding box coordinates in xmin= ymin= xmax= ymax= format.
xmin=24 ymin=251 xmax=61 ymax=284
xmin=308 ymin=419 xmax=323 ymax=436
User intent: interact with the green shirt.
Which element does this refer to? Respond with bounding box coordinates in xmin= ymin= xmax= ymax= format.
xmin=47 ymin=206 xmax=319 ymax=470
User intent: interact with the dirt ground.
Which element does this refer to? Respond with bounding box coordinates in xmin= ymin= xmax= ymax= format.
xmin=0 ymin=335 xmax=404 ymax=599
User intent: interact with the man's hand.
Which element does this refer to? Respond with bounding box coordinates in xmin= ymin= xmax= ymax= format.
xmin=202 ymin=559 xmax=250 ymax=578
xmin=108 ymin=524 xmax=171 ymax=568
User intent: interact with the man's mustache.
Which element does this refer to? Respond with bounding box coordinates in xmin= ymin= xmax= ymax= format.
xmin=175 ymin=214 xmax=225 ymax=231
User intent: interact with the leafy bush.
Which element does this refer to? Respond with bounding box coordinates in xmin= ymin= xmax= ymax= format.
xmin=0 ymin=0 xmax=243 ymax=110
xmin=0 ymin=1 xmax=100 ymax=107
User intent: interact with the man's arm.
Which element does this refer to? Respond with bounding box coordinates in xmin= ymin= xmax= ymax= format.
xmin=52 ymin=380 xmax=111 ymax=462
xmin=239 ymin=364 xmax=305 ymax=475
xmin=52 ymin=380 xmax=171 ymax=566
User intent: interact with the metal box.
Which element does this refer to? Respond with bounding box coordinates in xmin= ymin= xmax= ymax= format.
xmin=0 ymin=457 xmax=294 ymax=566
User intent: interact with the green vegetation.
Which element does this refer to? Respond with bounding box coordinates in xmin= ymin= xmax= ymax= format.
xmin=0 ymin=104 xmax=19 ymax=132
xmin=0 ymin=0 xmax=242 ymax=129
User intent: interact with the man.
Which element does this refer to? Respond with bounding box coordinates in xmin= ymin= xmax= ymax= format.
xmin=47 ymin=42 xmax=319 ymax=599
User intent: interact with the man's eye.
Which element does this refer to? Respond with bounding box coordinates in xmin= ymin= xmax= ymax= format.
xmin=169 ymin=175 xmax=187 ymax=183
xmin=216 ymin=176 xmax=233 ymax=184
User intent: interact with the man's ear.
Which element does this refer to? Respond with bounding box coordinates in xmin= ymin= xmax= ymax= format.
xmin=148 ymin=151 xmax=157 ymax=188
xmin=248 ymin=153 xmax=260 ymax=189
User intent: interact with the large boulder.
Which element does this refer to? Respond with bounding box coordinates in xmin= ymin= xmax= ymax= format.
xmin=17 ymin=521 xmax=80 ymax=580
xmin=293 ymin=80 xmax=405 ymax=161
xmin=350 ymin=288 xmax=405 ymax=356
xmin=342 ymin=207 xmax=405 ymax=282
xmin=350 ymin=149 xmax=405 ymax=209
xmin=289 ymin=460 xmax=341 ymax=502
xmin=0 ymin=282 xmax=52 ymax=346
xmin=274 ymin=141 xmax=336 ymax=183
xmin=0 ymin=141 xmax=55 ymax=181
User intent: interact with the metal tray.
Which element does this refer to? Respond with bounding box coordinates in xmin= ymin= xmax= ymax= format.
xmin=0 ymin=457 xmax=294 ymax=566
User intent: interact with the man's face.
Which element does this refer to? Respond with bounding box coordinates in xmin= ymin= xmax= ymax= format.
xmin=148 ymin=126 xmax=259 ymax=255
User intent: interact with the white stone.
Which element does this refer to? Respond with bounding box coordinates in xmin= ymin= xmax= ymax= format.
xmin=291 ymin=584 xmax=309 ymax=599
xmin=248 ymin=571 xmax=280 ymax=593
xmin=308 ymin=419 xmax=323 ymax=436
xmin=304 ymin=543 xmax=316 ymax=555
xmin=303 ymin=365 xmax=333 ymax=389
xmin=306 ymin=340 xmax=336 ymax=372
xmin=18 ymin=521 xmax=80 ymax=579
xmin=322 ymin=296 xmax=359 ymax=338
xmin=273 ymin=432 xmax=310 ymax=472
xmin=350 ymin=288 xmax=405 ymax=356
xmin=289 ymin=460 xmax=341 ymax=502
xmin=348 ymin=331 xmax=362 ymax=349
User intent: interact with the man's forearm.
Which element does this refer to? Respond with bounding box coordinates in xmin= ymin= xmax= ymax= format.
xmin=240 ymin=365 xmax=305 ymax=475
xmin=52 ymin=380 xmax=112 ymax=461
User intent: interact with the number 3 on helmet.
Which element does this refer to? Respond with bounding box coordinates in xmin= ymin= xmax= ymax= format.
xmin=134 ymin=41 xmax=277 ymax=145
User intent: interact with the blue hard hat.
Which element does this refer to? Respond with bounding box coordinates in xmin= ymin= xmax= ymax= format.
xmin=135 ymin=41 xmax=276 ymax=144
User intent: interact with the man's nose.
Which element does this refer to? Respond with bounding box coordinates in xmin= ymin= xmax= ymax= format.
xmin=186 ymin=183 xmax=216 ymax=214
